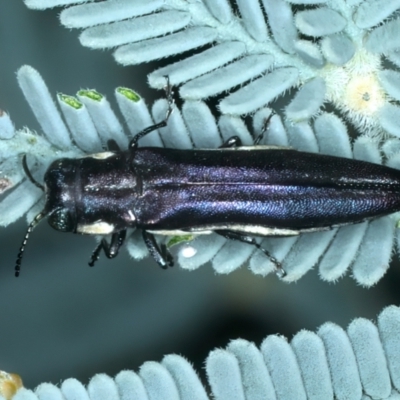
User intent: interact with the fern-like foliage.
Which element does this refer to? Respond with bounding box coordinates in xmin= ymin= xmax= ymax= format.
xmin=2 ymin=0 xmax=399 ymax=286
xmin=1 ymin=64 xmax=398 ymax=286
xmin=5 ymin=305 xmax=400 ymax=400
xmin=24 ymin=0 xmax=400 ymax=130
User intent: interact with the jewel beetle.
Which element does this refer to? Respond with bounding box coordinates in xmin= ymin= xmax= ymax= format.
xmin=15 ymin=83 xmax=400 ymax=278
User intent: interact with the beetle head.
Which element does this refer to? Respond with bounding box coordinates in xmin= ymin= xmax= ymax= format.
xmin=43 ymin=158 xmax=78 ymax=233
xmin=15 ymin=157 xmax=79 ymax=276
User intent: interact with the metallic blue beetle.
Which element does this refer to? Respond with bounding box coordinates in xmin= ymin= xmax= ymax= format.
xmin=16 ymin=85 xmax=400 ymax=277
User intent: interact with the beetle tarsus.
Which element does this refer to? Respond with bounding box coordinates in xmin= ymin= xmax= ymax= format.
xmin=88 ymin=230 xmax=127 ymax=267
xmin=142 ymin=230 xmax=174 ymax=269
xmin=215 ymin=230 xmax=286 ymax=279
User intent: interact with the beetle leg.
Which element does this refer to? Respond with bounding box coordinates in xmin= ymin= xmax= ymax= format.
xmin=215 ymin=230 xmax=286 ymax=278
xmin=142 ymin=230 xmax=174 ymax=269
xmin=253 ymin=112 xmax=275 ymax=145
xmin=219 ymin=136 xmax=242 ymax=148
xmin=129 ymin=76 xmax=175 ymax=149
xmin=88 ymin=230 xmax=127 ymax=267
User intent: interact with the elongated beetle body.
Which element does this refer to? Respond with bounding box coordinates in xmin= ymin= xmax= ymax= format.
xmin=16 ymin=83 xmax=400 ymax=277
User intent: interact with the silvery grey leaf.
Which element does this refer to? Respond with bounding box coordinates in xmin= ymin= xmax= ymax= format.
xmin=286 ymin=122 xmax=318 ymax=152
xmin=0 ymin=157 xmax=24 ymax=195
xmin=293 ymin=40 xmax=325 ymax=68
xmin=182 ymin=101 xmax=220 ymax=148
xmin=354 ymin=0 xmax=400 ymax=29
xmin=148 ymin=42 xmax=246 ymax=88
xmin=0 ymin=111 xmax=15 ymax=140
xmin=220 ymin=67 xmax=298 ymax=115
xmin=57 ymin=94 xmax=103 ymax=153
xmin=179 ymin=54 xmax=274 ymax=100
xmin=77 ymin=91 xmax=129 ymax=149
xmin=206 ymin=350 xmax=245 ymax=400
xmin=236 ymin=0 xmax=269 ymax=41
xmin=353 ymin=136 xmax=381 ymax=163
xmin=60 ymin=0 xmax=164 ymax=29
xmin=126 ymin=229 xmax=149 ymax=260
xmin=282 ymin=229 xmax=337 ymax=282
xmin=212 ymin=240 xmax=256 ymax=274
xmin=320 ymin=34 xmax=355 ymax=65
xmin=348 ymin=319 xmax=392 ymax=398
xmin=162 ymin=355 xmax=209 ymax=400
xmin=80 ymin=11 xmax=191 ymax=49
xmin=87 ymin=374 xmax=121 ymax=400
xmin=285 ymin=0 xmax=326 ymax=3
xmin=313 ymin=113 xmax=351 ymax=157
xmin=203 ymin=0 xmax=233 ymax=24
xmin=382 ymin=139 xmax=400 ymax=159
xmin=319 ymin=222 xmax=368 ymax=282
xmin=177 ymin=234 xmax=226 ymax=270
xmin=285 ymin=77 xmax=326 ymax=121
xmin=378 ymin=69 xmax=400 ymax=101
xmin=379 ymin=104 xmax=400 ymax=137
xmin=226 ymin=340 xmax=275 ymax=400
xmin=378 ymin=306 xmax=400 ymax=390
xmin=36 ymin=383 xmax=64 ymax=400
xmin=61 ymin=378 xmax=91 ymax=400
xmin=17 ymin=66 xmax=72 ymax=150
xmin=318 ymin=323 xmax=363 ymax=399
xmin=114 ymin=27 xmax=217 ymax=65
xmin=352 ymin=216 xmax=394 ymax=287
xmin=24 ymin=0 xmax=88 ymax=8
xmin=295 ymin=7 xmax=346 ymax=36
xmin=291 ymin=331 xmax=334 ymax=399
xmin=365 ymin=18 xmax=400 ymax=54
xmin=114 ymin=371 xmax=148 ymax=400
xmin=0 ymin=181 xmax=43 ymax=227
xmin=115 ymin=88 xmax=163 ymax=147
xmin=261 ymin=335 xmax=307 ymax=400
xmin=261 ymin=0 xmax=297 ymax=53
xmin=139 ymin=362 xmax=180 ymax=400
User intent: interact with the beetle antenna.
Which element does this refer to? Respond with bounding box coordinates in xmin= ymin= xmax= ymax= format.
xmin=22 ymin=155 xmax=45 ymax=191
xmin=15 ymin=211 xmax=46 ymax=277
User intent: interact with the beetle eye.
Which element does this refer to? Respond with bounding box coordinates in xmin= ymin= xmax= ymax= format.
xmin=48 ymin=209 xmax=74 ymax=232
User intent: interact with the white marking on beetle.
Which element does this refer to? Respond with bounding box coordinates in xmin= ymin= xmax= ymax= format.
xmin=202 ymin=145 xmax=292 ymax=151
xmin=223 ymin=225 xmax=300 ymax=236
xmin=149 ymin=224 xmax=334 ymax=237
xmin=148 ymin=229 xmax=213 ymax=236
xmin=83 ymin=152 xmax=115 ymax=160
xmin=77 ymin=221 xmax=115 ymax=235
xmin=127 ymin=210 xmax=136 ymax=222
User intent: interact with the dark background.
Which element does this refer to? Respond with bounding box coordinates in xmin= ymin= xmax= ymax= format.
xmin=0 ymin=0 xmax=399 ymax=391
